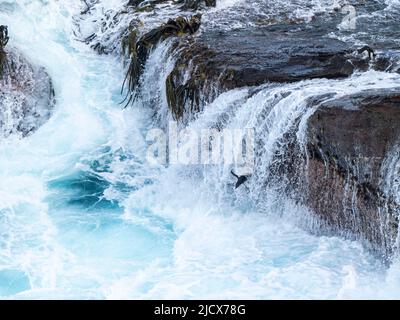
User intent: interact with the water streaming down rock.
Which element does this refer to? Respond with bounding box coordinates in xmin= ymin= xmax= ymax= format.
xmin=104 ymin=0 xmax=400 ymax=259
xmin=2 ymin=0 xmax=400 ymax=299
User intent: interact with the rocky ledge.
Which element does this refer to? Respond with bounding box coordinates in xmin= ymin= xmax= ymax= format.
xmin=118 ymin=6 xmax=389 ymax=121
xmin=294 ymin=89 xmax=400 ymax=259
xmin=165 ymin=28 xmax=372 ymax=120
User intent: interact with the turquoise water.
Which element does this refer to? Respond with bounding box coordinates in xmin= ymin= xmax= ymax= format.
xmin=1 ymin=0 xmax=400 ymax=299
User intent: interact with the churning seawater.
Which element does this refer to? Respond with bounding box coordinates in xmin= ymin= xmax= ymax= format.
xmin=1 ymin=0 xmax=400 ymax=299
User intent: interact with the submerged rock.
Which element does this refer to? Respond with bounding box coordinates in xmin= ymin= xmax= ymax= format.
xmin=0 ymin=48 xmax=55 ymax=137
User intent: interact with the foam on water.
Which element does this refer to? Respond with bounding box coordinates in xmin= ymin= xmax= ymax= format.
xmin=1 ymin=0 xmax=400 ymax=299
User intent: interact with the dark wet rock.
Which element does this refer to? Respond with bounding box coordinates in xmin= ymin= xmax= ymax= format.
xmin=122 ymin=14 xmax=202 ymax=106
xmin=0 ymin=25 xmax=9 ymax=77
xmin=175 ymin=0 xmax=216 ymax=10
xmin=373 ymin=51 xmax=400 ymax=73
xmin=292 ymin=89 xmax=400 ymax=259
xmin=159 ymin=0 xmax=399 ymax=121
xmin=0 ymin=47 xmax=55 ymax=137
xmin=204 ymin=0 xmax=216 ymax=6
xmin=127 ymin=0 xmax=146 ymax=6
xmin=165 ymin=28 xmax=370 ymax=120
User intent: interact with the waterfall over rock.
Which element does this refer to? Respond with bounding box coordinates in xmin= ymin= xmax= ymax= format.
xmin=77 ymin=0 xmax=400 ymax=259
xmin=1 ymin=0 xmax=400 ymax=299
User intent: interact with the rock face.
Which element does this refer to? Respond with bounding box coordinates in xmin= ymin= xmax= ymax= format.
xmin=297 ymin=89 xmax=400 ymax=258
xmin=0 ymin=48 xmax=55 ymax=137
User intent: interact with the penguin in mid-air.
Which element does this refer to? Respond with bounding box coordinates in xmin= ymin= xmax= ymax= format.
xmin=231 ymin=170 xmax=248 ymax=189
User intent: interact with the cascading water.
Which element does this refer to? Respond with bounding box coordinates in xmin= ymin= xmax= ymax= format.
xmin=1 ymin=0 xmax=400 ymax=299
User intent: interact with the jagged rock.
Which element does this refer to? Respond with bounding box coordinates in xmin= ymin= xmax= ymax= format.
xmin=122 ymin=14 xmax=201 ymax=106
xmin=296 ymin=89 xmax=400 ymax=259
xmin=0 ymin=48 xmax=55 ymax=137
